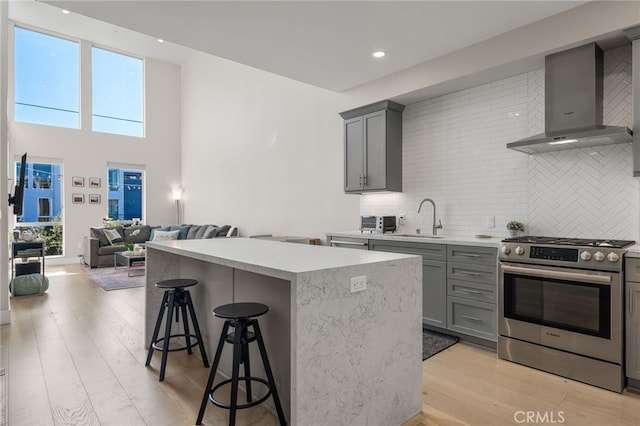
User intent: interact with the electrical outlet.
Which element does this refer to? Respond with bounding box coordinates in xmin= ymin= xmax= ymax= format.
xmin=398 ymin=214 xmax=407 ymax=225
xmin=77 ymin=242 xmax=82 ymax=249
xmin=485 ymin=215 xmax=495 ymax=229
xmin=350 ymin=276 xmax=367 ymax=293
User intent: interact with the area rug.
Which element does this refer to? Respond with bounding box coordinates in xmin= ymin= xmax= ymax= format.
xmin=423 ymin=328 xmax=459 ymax=360
xmin=84 ymin=267 xmax=145 ymax=291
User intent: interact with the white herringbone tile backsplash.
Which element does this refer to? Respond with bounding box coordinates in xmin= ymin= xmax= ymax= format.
xmin=361 ymin=46 xmax=639 ymax=241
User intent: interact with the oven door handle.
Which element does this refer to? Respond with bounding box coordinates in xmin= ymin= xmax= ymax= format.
xmin=500 ymin=265 xmax=612 ymax=284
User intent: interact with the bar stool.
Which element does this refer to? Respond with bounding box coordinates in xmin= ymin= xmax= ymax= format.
xmin=145 ymin=278 xmax=209 ymax=381
xmin=196 ymin=302 xmax=286 ymax=426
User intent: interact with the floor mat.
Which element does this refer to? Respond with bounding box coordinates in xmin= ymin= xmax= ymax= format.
xmin=423 ymin=328 xmax=459 ymax=360
xmin=84 ymin=266 xmax=144 ymax=291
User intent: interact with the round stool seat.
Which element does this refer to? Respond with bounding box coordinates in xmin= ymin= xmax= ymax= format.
xmin=214 ymin=302 xmax=268 ymax=320
xmin=156 ymin=278 xmax=197 ymax=289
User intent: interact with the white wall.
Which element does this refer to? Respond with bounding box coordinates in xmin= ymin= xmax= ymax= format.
xmin=362 ymin=46 xmax=638 ymax=241
xmin=7 ymin=28 xmax=182 ymax=264
xmin=180 ymin=53 xmax=360 ymax=238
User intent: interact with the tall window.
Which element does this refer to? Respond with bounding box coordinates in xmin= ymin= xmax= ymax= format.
xmin=16 ymin=160 xmax=63 ymax=256
xmin=92 ymin=47 xmax=143 ymax=137
xmin=107 ymin=167 xmax=144 ymax=220
xmin=14 ymin=26 xmax=79 ymax=128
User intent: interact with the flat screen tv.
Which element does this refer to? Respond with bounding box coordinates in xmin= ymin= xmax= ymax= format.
xmin=8 ymin=153 xmax=27 ymax=216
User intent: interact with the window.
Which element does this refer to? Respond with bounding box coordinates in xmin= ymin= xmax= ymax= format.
xmin=107 ymin=167 xmax=143 ymax=220
xmin=14 ymin=26 xmax=79 ymax=128
xmin=92 ymin=47 xmax=143 ymax=137
xmin=16 ymin=161 xmax=63 ymax=256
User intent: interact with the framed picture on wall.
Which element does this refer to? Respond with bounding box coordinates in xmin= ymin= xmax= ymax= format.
xmin=89 ymin=194 xmax=101 ymax=204
xmin=72 ymin=193 xmax=84 ymax=204
xmin=89 ymin=177 xmax=101 ymax=188
xmin=72 ymin=176 xmax=84 ymax=187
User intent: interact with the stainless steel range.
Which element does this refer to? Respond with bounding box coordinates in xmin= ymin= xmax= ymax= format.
xmin=498 ymin=236 xmax=635 ymax=393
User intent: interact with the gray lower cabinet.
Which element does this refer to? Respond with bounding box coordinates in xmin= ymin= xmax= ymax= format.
xmin=625 ymin=258 xmax=640 ymax=386
xmin=446 ymin=245 xmax=498 ymax=341
xmin=340 ymin=101 xmax=404 ymax=193
xmin=369 ymin=239 xmax=446 ymax=327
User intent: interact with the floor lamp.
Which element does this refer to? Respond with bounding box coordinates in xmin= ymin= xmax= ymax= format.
xmin=172 ymin=187 xmax=183 ymax=224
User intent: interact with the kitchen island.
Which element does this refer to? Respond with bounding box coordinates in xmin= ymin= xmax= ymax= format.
xmin=145 ymin=238 xmax=422 ymax=426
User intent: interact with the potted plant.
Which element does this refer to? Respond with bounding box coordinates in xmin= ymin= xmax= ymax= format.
xmin=506 ymin=220 xmax=525 ymax=237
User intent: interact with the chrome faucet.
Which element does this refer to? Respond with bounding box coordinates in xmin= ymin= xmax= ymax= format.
xmin=417 ymin=198 xmax=443 ymax=235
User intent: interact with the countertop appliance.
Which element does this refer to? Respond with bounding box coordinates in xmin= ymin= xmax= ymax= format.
xmin=498 ymin=235 xmax=635 ymax=392
xmin=360 ymin=215 xmax=396 ymax=233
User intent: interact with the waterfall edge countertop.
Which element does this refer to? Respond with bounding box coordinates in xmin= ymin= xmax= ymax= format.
xmin=145 ymin=236 xmax=417 ymax=280
xmin=144 ymin=237 xmax=423 ymax=426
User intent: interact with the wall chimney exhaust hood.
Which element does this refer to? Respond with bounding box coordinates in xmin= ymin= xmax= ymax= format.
xmin=507 ymin=42 xmax=632 ymax=154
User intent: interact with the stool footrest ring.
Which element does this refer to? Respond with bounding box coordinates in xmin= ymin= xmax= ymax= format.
xmin=151 ymin=333 xmax=201 ymax=353
xmin=208 ymin=377 xmax=272 ymax=410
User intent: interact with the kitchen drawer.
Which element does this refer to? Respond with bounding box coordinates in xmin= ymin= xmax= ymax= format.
xmin=369 ymin=239 xmax=446 ymax=261
xmin=447 ymin=262 xmax=497 ymax=285
xmin=447 ymin=245 xmax=497 ymax=266
xmin=447 ymin=279 xmax=496 ymax=304
xmin=626 ymin=257 xmax=640 ymax=283
xmin=327 ymin=235 xmax=369 ymax=250
xmin=447 ymin=296 xmax=497 ymax=341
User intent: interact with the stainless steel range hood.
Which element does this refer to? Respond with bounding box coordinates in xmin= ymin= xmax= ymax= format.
xmin=507 ymin=43 xmax=633 ymax=154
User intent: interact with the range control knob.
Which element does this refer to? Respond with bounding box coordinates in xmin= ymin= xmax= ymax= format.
xmin=607 ymin=252 xmax=620 ymax=263
xmin=593 ymin=251 xmax=605 ymax=262
xmin=580 ymin=251 xmax=592 ymax=261
xmin=501 ymin=245 xmax=511 ymax=255
xmin=515 ymin=246 xmax=525 ymax=256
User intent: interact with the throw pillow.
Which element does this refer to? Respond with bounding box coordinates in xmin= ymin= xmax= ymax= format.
xmin=217 ymin=225 xmax=232 ymax=237
xmin=203 ymin=225 xmax=219 ymax=239
xmin=151 ymin=230 xmax=180 ymax=242
xmin=186 ymin=225 xmax=201 ymax=239
xmin=125 ymin=225 xmax=151 ymax=243
xmin=195 ymin=225 xmax=215 ymax=239
xmin=150 ymin=226 xmax=171 ymax=240
xmin=169 ymin=225 xmax=191 ymax=240
xmin=90 ymin=227 xmax=110 ymax=246
xmin=104 ymin=228 xmax=124 ymax=245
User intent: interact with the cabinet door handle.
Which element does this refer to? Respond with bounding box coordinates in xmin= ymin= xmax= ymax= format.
xmin=457 ymin=270 xmax=482 ymax=276
xmin=458 ymin=288 xmax=482 ymax=294
xmin=458 ymin=253 xmax=481 ymax=258
xmin=631 ymin=288 xmax=634 ymax=316
xmin=462 ymin=315 xmax=481 ymax=322
xmin=330 ymin=240 xmax=368 ymax=247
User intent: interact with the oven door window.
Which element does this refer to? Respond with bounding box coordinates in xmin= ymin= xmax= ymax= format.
xmin=503 ymin=273 xmax=611 ymax=338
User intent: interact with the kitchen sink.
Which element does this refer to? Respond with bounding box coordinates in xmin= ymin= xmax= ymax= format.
xmin=392 ymin=234 xmax=445 ymax=239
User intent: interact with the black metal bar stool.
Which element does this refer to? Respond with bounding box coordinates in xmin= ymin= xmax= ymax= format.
xmin=196 ymin=302 xmax=286 ymax=425
xmin=145 ymin=278 xmax=209 ymax=381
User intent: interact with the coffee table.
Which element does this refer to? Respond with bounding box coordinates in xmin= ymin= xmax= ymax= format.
xmin=114 ymin=250 xmax=146 ymax=277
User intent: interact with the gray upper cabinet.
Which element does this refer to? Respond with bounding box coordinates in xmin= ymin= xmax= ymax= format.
xmin=340 ymin=100 xmax=404 ymax=193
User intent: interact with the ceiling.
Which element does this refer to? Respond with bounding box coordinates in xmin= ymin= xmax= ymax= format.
xmin=15 ymin=0 xmax=589 ymax=92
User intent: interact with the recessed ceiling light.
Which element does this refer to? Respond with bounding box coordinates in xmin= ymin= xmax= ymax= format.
xmin=157 ymin=39 xmax=164 ymax=43
xmin=61 ymin=9 xmax=70 ymax=15
xmin=373 ymin=51 xmax=386 ymax=58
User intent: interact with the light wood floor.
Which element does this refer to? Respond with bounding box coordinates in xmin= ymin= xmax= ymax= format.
xmin=2 ymin=264 xmax=640 ymax=426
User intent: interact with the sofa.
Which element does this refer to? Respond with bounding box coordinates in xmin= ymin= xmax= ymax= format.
xmin=82 ymin=224 xmax=238 ymax=268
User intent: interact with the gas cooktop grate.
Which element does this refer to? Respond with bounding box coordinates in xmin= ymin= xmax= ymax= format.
xmin=502 ymin=236 xmax=635 ymax=248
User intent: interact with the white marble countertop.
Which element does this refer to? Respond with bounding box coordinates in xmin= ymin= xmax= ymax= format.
xmin=326 ymin=230 xmax=502 ymax=248
xmin=146 ymin=237 xmax=418 ymax=280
